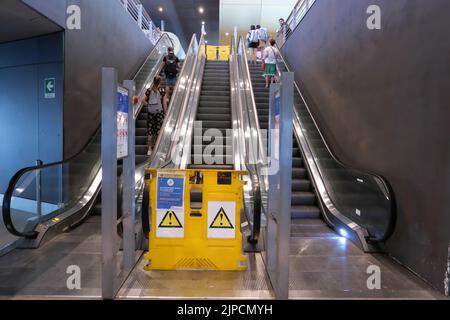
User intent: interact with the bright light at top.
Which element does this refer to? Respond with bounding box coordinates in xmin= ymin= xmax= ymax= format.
xmin=198 ymin=7 xmax=204 ymax=14
xmin=158 ymin=6 xmax=163 ymax=12
xmin=338 ymin=228 xmax=348 ymax=238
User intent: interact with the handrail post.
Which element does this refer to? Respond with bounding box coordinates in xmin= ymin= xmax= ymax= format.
xmin=35 ymin=160 xmax=43 ymax=222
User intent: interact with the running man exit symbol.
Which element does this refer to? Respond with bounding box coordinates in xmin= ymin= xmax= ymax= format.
xmin=45 ymin=78 xmax=56 ymax=99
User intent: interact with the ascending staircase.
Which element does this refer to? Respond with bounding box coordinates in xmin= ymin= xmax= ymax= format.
xmin=191 ymin=61 xmax=232 ymax=168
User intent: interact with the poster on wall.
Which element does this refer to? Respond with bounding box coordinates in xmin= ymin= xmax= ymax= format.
xmin=117 ymin=86 xmax=129 ymax=159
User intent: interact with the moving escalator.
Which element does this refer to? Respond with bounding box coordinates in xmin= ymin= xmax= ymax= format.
xmin=0 ymin=34 xmax=192 ymax=251
xmin=190 ymin=60 xmax=233 ymax=169
xmin=238 ymin=36 xmax=396 ymax=252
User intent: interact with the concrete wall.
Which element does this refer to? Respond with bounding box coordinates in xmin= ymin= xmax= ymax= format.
xmin=0 ymin=32 xmax=64 ymax=194
xmin=281 ymin=0 xmax=450 ymax=293
xmin=24 ymin=0 xmax=155 ymax=157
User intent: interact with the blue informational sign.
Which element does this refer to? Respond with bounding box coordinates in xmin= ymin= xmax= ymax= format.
xmin=157 ymin=176 xmax=185 ymax=209
xmin=275 ymin=92 xmax=281 ymax=117
xmin=117 ymin=86 xmax=129 ymax=159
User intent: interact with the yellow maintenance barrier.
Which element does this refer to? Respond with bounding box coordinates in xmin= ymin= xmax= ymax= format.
xmin=206 ymin=45 xmax=231 ymax=61
xmin=143 ymin=168 xmax=248 ymax=271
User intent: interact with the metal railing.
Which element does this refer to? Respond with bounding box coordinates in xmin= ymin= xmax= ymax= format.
xmin=277 ymin=0 xmax=317 ymax=47
xmin=119 ymin=0 xmax=162 ymax=45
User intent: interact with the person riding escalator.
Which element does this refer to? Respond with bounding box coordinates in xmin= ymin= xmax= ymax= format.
xmin=143 ymin=76 xmax=165 ymax=155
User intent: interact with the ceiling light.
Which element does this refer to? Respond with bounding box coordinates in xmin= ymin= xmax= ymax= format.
xmin=225 ymin=32 xmax=230 ymax=36
xmin=158 ymin=6 xmax=163 ymax=12
xmin=201 ymin=21 xmax=205 ymax=25
xmin=198 ymin=7 xmax=204 ymax=14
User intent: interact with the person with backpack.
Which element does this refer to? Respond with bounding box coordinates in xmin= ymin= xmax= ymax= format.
xmin=142 ymin=76 xmax=165 ymax=155
xmin=246 ymin=25 xmax=259 ymax=64
xmin=163 ymin=47 xmax=180 ymax=110
xmin=257 ymin=25 xmax=269 ymax=49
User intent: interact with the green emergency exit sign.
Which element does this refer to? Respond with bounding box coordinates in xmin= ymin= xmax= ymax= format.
xmin=45 ymin=78 xmax=56 ymax=99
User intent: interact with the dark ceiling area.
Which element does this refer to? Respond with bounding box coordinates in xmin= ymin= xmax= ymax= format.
xmin=0 ymin=0 xmax=62 ymax=44
xmin=141 ymin=0 xmax=220 ymax=48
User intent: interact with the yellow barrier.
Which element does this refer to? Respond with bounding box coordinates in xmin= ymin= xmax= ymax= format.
xmin=206 ymin=45 xmax=231 ymax=61
xmin=143 ymin=168 xmax=248 ymax=271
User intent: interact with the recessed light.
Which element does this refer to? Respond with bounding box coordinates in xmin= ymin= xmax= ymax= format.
xmin=201 ymin=21 xmax=205 ymax=25
xmin=199 ymin=7 xmax=204 ymax=14
xmin=225 ymin=32 xmax=230 ymax=36
xmin=158 ymin=6 xmax=163 ymax=12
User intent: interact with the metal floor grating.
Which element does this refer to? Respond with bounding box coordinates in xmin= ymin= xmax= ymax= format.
xmin=117 ymin=253 xmax=273 ymax=299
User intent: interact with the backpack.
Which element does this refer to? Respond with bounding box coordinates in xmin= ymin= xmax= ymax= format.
xmin=249 ymin=30 xmax=259 ymax=43
xmin=259 ymin=28 xmax=268 ymax=42
xmin=164 ymin=55 xmax=178 ymax=78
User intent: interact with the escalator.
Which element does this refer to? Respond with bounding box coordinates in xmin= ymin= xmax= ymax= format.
xmin=248 ymin=63 xmax=320 ymax=219
xmin=0 ymin=34 xmax=179 ymax=250
xmin=238 ymin=36 xmax=396 ymax=252
xmin=190 ymin=61 xmax=233 ymax=169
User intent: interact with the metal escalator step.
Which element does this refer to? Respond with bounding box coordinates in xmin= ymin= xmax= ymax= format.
xmin=136 ymin=120 xmax=147 ymax=128
xmin=292 ymin=179 xmax=312 ymax=192
xmin=191 ymin=145 xmax=232 ymax=154
xmin=292 ymin=168 xmax=307 ymax=179
xmin=291 ymin=206 xmax=321 ymax=219
xmin=197 ymin=107 xmax=231 ymax=115
xmin=135 ymin=145 xmax=148 ymax=155
xmin=196 ymin=113 xmax=231 ymax=121
xmin=199 ymin=95 xmax=230 ymax=102
xmin=291 ymin=192 xmax=316 ymax=206
xmin=201 ymin=120 xmax=232 ymax=129
xmin=198 ymin=101 xmax=231 ymax=108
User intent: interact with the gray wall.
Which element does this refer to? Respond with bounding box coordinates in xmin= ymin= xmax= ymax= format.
xmin=24 ymin=0 xmax=155 ymax=157
xmin=281 ymin=0 xmax=450 ymax=293
xmin=0 ymin=32 xmax=64 ymax=194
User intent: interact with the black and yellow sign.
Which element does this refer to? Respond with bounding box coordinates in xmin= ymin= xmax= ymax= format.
xmin=209 ymin=207 xmax=234 ymax=229
xmin=159 ymin=210 xmax=183 ymax=228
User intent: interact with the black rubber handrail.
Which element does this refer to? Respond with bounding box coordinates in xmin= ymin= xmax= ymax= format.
xmin=2 ymin=126 xmax=102 ymax=238
xmin=232 ymin=37 xmax=263 ymax=244
xmin=276 ymin=49 xmax=397 ymax=243
xmin=2 ymin=35 xmax=172 ymax=239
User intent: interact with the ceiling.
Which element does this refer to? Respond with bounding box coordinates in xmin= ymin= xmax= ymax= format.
xmin=0 ymin=0 xmax=62 ymax=44
xmin=142 ymin=0 xmax=220 ymax=48
xmin=219 ymin=0 xmax=297 ymax=45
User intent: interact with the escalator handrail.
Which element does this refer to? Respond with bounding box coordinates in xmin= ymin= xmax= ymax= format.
xmin=133 ymin=34 xmax=174 ymax=117
xmin=146 ymin=34 xmax=200 ymax=169
xmin=2 ymin=35 xmax=169 ymax=239
xmin=233 ymin=37 xmax=266 ymax=243
xmin=275 ymin=47 xmax=396 ymax=243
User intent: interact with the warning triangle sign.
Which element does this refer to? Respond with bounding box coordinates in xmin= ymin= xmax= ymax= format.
xmin=210 ymin=207 xmax=234 ymax=229
xmin=159 ymin=211 xmax=183 ymax=228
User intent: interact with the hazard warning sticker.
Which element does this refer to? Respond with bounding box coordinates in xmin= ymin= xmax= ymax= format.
xmin=207 ymin=201 xmax=236 ymax=239
xmin=156 ymin=209 xmax=184 ymax=238
xmin=156 ymin=172 xmax=185 ymax=238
